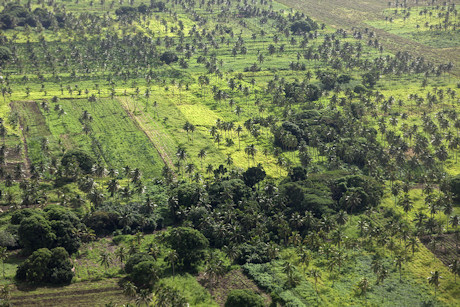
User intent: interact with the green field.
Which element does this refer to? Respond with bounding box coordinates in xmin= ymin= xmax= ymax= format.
xmin=0 ymin=0 xmax=459 ymax=306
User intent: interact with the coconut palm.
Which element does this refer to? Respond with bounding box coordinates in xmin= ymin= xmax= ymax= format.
xmin=357 ymin=277 xmax=370 ymax=297
xmin=166 ymin=250 xmax=179 ymax=278
xmin=449 ymin=259 xmax=459 ymax=284
xmin=427 ymin=271 xmax=441 ymax=297
xmin=100 ymin=251 xmax=111 ymax=274
xmin=310 ymin=269 xmax=321 ymax=294
xmin=198 ymin=149 xmax=207 ymax=170
xmin=0 ymin=246 xmax=7 ymax=278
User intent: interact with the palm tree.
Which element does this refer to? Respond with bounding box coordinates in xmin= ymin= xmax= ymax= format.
xmin=122 ymin=281 xmax=137 ymax=301
xmin=135 ymin=289 xmax=153 ymax=307
xmin=406 ymin=236 xmax=419 ymax=255
xmin=449 ymin=259 xmax=459 ymax=284
xmin=244 ymin=144 xmax=257 ymax=167
xmin=198 ymin=149 xmax=207 ymax=170
xmin=357 ymin=277 xmax=370 ymax=297
xmin=427 ymin=271 xmax=441 ymax=297
xmin=344 ymin=191 xmax=361 ymax=214
xmin=283 ymin=261 xmax=297 ymax=287
xmin=235 ymin=125 xmax=243 ymax=150
xmin=336 ymin=210 xmax=348 ymax=226
xmin=398 ymin=193 xmax=414 ymax=219
xmin=394 ymin=254 xmax=405 ymax=282
xmin=167 ymin=250 xmax=179 ymax=278
xmin=100 ymin=251 xmax=111 ymax=274
xmin=310 ymin=269 xmax=321 ymax=294
xmin=116 ymin=246 xmax=126 ymax=270
xmin=0 ymin=246 xmax=7 ymax=278
xmin=107 ymin=179 xmax=119 ymax=197
xmin=299 ymin=248 xmax=311 ymax=274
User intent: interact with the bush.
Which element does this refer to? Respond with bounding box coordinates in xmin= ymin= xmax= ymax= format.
xmin=61 ymin=150 xmax=95 ymax=174
xmin=225 ymin=289 xmax=264 ymax=307
xmin=160 ymin=51 xmax=179 ymax=64
xmin=18 ymin=215 xmax=56 ymax=253
xmin=0 ymin=229 xmax=18 ymax=249
xmin=11 ymin=208 xmax=39 ymax=225
xmin=164 ymin=227 xmax=208 ymax=271
xmin=130 ymin=260 xmax=159 ymax=290
xmin=125 ymin=253 xmax=156 ymax=274
xmin=16 ymin=247 xmax=74 ymax=284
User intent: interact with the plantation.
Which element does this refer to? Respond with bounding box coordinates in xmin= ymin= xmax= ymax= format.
xmin=0 ymin=0 xmax=459 ymax=306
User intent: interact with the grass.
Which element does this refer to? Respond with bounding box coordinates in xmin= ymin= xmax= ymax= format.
xmin=368 ymin=6 xmax=460 ymax=49
xmin=17 ymin=97 xmax=164 ymax=177
xmin=9 ymin=278 xmax=129 ymax=307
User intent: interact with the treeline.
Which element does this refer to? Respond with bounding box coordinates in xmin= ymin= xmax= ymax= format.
xmin=0 ymin=3 xmax=66 ymax=30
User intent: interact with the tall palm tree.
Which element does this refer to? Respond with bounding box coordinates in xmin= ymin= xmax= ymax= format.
xmin=107 ymin=179 xmax=119 ymax=197
xmin=122 ymin=281 xmax=137 ymax=301
xmin=236 ymin=125 xmax=243 ymax=150
xmin=116 ymin=246 xmax=126 ymax=270
xmin=448 ymin=259 xmax=459 ymax=284
xmin=135 ymin=289 xmax=152 ymax=307
xmin=394 ymin=254 xmax=405 ymax=282
xmin=427 ymin=271 xmax=441 ymax=297
xmin=310 ymin=269 xmax=321 ymax=294
xmin=166 ymin=250 xmax=178 ymax=278
xmin=357 ymin=277 xmax=370 ymax=297
xmin=0 ymin=246 xmax=7 ymax=278
xmin=198 ymin=149 xmax=207 ymax=170
xmin=244 ymin=144 xmax=257 ymax=167
xmin=100 ymin=251 xmax=111 ymax=274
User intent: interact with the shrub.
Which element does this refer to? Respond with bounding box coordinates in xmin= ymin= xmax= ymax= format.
xmin=160 ymin=51 xmax=179 ymax=64
xmin=61 ymin=150 xmax=95 ymax=174
xmin=0 ymin=229 xmax=18 ymax=249
xmin=130 ymin=260 xmax=159 ymax=290
xmin=125 ymin=253 xmax=156 ymax=274
xmin=225 ymin=289 xmax=264 ymax=307
xmin=18 ymin=215 xmax=56 ymax=253
xmin=164 ymin=227 xmax=208 ymax=271
xmin=16 ymin=247 xmax=74 ymax=284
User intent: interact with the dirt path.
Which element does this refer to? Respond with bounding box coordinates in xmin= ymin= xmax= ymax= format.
xmin=118 ymin=98 xmax=176 ymax=172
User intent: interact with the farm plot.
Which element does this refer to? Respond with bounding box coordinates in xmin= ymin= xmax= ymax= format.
xmin=41 ymin=98 xmax=164 ymax=178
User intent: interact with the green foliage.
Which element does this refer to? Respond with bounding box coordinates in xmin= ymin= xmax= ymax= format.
xmin=160 ymin=51 xmax=179 ymax=65
xmin=10 ymin=208 xmax=39 ymax=225
xmin=18 ymin=215 xmax=56 ymax=254
xmin=331 ymin=175 xmax=384 ymax=213
xmin=130 ymin=260 xmax=159 ymax=290
xmin=125 ymin=253 xmax=156 ymax=274
xmin=224 ymin=289 xmax=264 ymax=307
xmin=61 ymin=150 xmax=95 ymax=175
xmin=243 ymin=166 xmax=266 ymax=188
xmin=449 ymin=174 xmax=460 ymax=201
xmin=16 ymin=247 xmax=74 ymax=285
xmin=17 ymin=206 xmax=82 ymax=254
xmin=361 ymin=70 xmax=380 ymax=88
xmin=164 ymin=227 xmax=208 ymax=271
xmin=0 ymin=46 xmax=12 ymax=67
xmin=290 ymin=20 xmax=317 ymax=34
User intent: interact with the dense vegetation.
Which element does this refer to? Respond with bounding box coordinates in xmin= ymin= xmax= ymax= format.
xmin=0 ymin=0 xmax=459 ymax=306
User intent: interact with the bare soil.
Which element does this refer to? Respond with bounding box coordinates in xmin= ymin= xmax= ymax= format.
xmin=420 ymin=232 xmax=459 ymax=267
